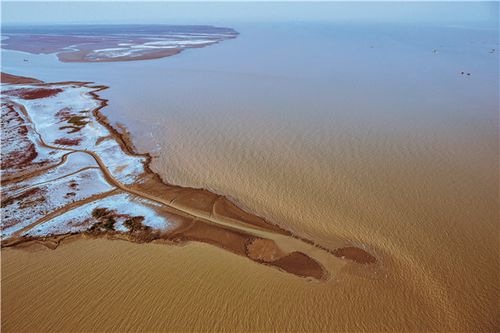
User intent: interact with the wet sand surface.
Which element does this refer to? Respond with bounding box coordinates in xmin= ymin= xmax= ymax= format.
xmin=0 ymin=72 xmax=42 ymax=84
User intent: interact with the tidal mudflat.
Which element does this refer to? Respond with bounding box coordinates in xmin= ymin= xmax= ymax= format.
xmin=1 ymin=72 xmax=378 ymax=281
xmin=2 ymin=25 xmax=238 ymax=62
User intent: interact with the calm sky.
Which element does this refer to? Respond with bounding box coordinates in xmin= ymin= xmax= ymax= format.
xmin=1 ymin=1 xmax=498 ymax=28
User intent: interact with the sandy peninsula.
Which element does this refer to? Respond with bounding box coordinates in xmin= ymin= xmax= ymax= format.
xmin=1 ymin=72 xmax=377 ymax=282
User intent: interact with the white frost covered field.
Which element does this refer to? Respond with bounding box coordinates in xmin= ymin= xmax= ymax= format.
xmin=1 ymin=82 xmax=171 ymax=241
xmin=5 ymin=84 xmax=147 ymax=184
xmin=89 ymin=39 xmax=218 ymax=59
xmin=26 ymin=193 xmax=176 ymax=237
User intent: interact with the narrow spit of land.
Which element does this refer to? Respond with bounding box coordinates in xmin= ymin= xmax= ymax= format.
xmin=1 ymin=72 xmax=377 ymax=280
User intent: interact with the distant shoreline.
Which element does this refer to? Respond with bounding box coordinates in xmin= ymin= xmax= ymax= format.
xmin=1 ymin=24 xmax=239 ymax=63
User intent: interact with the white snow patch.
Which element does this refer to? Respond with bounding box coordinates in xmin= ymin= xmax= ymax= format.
xmin=4 ymin=84 xmax=146 ymax=185
xmin=1 ymin=168 xmax=114 ymax=239
xmin=25 ymin=193 xmax=176 ymax=237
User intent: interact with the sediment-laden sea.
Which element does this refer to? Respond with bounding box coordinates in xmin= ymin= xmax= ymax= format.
xmin=1 ymin=20 xmax=499 ymax=332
